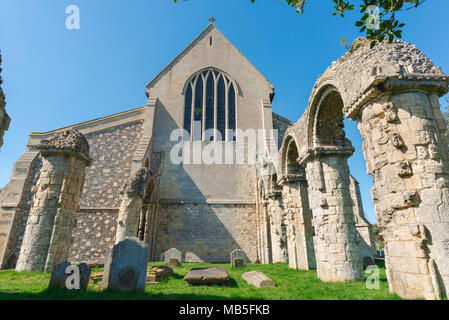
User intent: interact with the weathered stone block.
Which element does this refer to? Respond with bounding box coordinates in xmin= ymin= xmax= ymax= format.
xmin=242 ymin=271 xmax=275 ymax=288
xmin=184 ymin=267 xmax=229 ymax=286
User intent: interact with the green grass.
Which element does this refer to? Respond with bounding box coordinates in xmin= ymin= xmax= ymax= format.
xmin=0 ymin=262 xmax=402 ymax=300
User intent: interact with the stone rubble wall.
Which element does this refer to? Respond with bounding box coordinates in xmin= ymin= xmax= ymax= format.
xmin=68 ymin=209 xmax=118 ymax=264
xmin=79 ymin=121 xmax=144 ymax=208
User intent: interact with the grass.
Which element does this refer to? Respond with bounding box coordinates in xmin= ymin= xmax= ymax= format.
xmin=0 ymin=262 xmax=402 ymax=300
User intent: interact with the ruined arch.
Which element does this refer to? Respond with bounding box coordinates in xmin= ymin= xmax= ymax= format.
xmin=276 ymin=38 xmax=449 ymax=299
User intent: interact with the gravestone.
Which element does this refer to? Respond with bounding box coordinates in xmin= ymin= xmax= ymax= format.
xmin=184 ymin=267 xmax=229 ymax=286
xmin=102 ymin=237 xmax=148 ymax=292
xmin=164 ymin=248 xmax=182 ymax=266
xmin=48 ymin=261 xmax=91 ymax=290
xmin=363 ymin=256 xmax=375 ymax=269
xmin=230 ymin=249 xmax=246 ymax=268
xmin=147 ymin=266 xmax=173 ymax=284
xmin=242 ymin=271 xmax=276 ymax=288
xmin=48 ymin=261 xmax=71 ymax=289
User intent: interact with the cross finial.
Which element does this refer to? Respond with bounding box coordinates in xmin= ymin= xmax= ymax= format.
xmin=209 ymin=16 xmax=216 ymax=24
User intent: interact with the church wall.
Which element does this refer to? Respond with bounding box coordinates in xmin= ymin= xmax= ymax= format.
xmin=79 ymin=120 xmax=144 ymax=208
xmin=69 ymin=209 xmax=118 ymax=264
xmin=154 ymin=203 xmax=257 ymax=263
xmin=67 ymin=120 xmax=144 ymax=263
xmin=145 ymin=26 xmax=273 ymax=261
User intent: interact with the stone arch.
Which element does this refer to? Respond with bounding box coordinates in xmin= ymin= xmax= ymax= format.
xmin=278 ymin=38 xmax=449 ymax=299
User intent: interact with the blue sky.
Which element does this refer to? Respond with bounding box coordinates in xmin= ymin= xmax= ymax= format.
xmin=1 ymin=0 xmax=448 ymax=224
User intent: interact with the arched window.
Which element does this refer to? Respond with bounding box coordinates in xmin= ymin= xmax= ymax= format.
xmin=183 ymin=68 xmax=237 ymax=141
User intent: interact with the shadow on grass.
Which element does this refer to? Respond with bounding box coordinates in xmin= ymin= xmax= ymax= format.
xmin=0 ymin=287 xmax=234 ymax=300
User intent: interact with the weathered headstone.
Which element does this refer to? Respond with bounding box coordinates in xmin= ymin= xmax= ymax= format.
xmin=230 ymin=249 xmax=246 ymax=268
xmin=48 ymin=261 xmax=71 ymax=289
xmin=146 ymin=265 xmax=173 ymax=284
xmin=77 ymin=263 xmax=91 ymax=289
xmin=164 ymin=248 xmax=182 ymax=266
xmin=102 ymin=237 xmax=148 ymax=292
xmin=48 ymin=261 xmax=91 ymax=290
xmin=362 ymin=256 xmax=375 ymax=270
xmin=184 ymin=267 xmax=229 ymax=286
xmin=242 ymin=271 xmax=275 ymax=288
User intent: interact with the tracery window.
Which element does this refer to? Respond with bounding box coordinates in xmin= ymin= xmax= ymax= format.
xmin=183 ymin=68 xmax=237 ymax=141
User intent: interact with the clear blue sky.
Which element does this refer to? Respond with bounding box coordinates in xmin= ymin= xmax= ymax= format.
xmin=1 ymin=0 xmax=448 ymax=224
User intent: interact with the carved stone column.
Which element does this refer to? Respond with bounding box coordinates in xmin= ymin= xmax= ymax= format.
xmin=302 ymin=147 xmax=364 ymax=281
xmin=266 ymin=191 xmax=288 ymax=263
xmin=15 ymin=130 xmax=90 ymax=272
xmin=115 ymin=167 xmax=152 ymax=244
xmin=280 ymin=174 xmax=316 ymax=270
xmin=358 ymin=89 xmax=449 ymax=299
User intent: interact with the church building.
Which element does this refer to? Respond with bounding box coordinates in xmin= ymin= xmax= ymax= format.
xmin=0 ymin=20 xmax=374 ymax=269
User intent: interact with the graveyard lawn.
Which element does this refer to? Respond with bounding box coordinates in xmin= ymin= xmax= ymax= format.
xmin=0 ymin=262 xmax=404 ymax=300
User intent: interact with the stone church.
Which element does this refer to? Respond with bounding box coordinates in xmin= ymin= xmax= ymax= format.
xmin=0 ymin=20 xmax=375 ymax=268
xmin=1 ymin=20 xmax=449 ymax=300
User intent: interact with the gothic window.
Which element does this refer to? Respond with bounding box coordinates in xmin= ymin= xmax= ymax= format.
xmin=183 ymin=68 xmax=238 ymax=141
xmin=183 ymin=84 xmax=192 ymax=135
xmin=193 ymin=75 xmax=203 ymax=141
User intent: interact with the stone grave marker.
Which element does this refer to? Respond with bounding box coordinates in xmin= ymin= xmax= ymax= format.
xmin=230 ymin=249 xmax=246 ymax=268
xmin=242 ymin=271 xmax=275 ymax=288
xmin=48 ymin=261 xmax=91 ymax=290
xmin=164 ymin=248 xmax=182 ymax=266
xmin=184 ymin=267 xmax=229 ymax=286
xmin=146 ymin=266 xmax=173 ymax=285
xmin=102 ymin=237 xmax=148 ymax=292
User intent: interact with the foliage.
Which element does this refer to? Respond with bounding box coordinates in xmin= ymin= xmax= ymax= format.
xmin=372 ymin=224 xmax=385 ymax=249
xmin=0 ymin=262 xmax=402 ymax=300
xmin=174 ymin=0 xmax=427 ymax=47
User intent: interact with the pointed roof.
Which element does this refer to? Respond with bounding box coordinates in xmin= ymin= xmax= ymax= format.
xmin=145 ymin=22 xmax=273 ymax=91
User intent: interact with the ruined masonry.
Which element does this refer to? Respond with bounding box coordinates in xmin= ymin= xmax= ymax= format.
xmin=0 ymin=51 xmax=11 ymax=151
xmin=15 ymin=130 xmax=91 ymax=272
xmin=0 ymin=21 xmax=448 ymax=300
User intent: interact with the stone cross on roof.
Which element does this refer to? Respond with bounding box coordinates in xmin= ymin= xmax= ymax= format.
xmin=209 ymin=16 xmax=216 ymax=24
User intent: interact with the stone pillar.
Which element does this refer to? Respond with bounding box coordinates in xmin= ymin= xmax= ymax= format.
xmin=115 ymin=167 xmax=152 ymax=244
xmin=280 ymin=174 xmax=316 ymax=270
xmin=15 ymin=130 xmax=90 ymax=272
xmin=303 ymin=148 xmax=364 ymax=281
xmin=0 ymin=51 xmax=11 ymax=151
xmin=258 ymin=199 xmax=272 ymax=264
xmin=358 ymin=91 xmax=449 ymax=299
xmin=266 ymin=191 xmax=288 ymax=263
